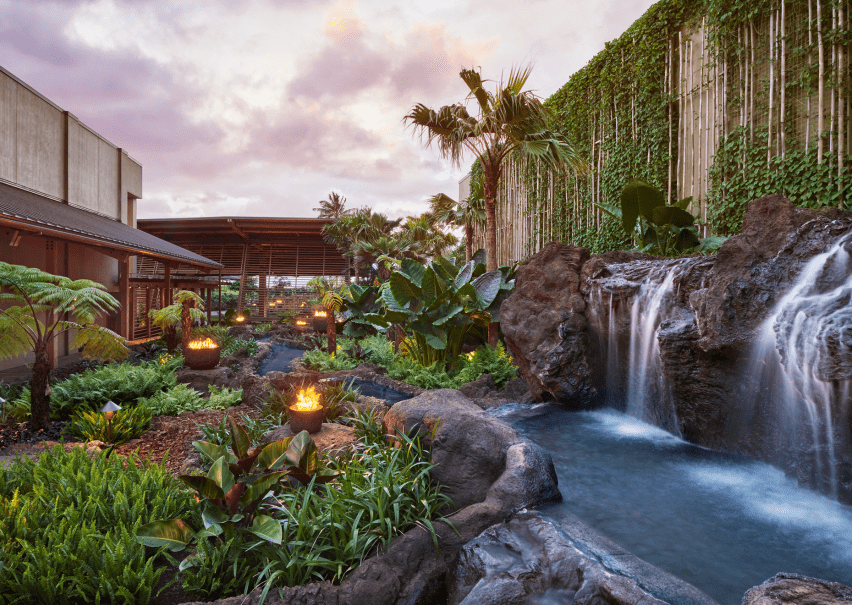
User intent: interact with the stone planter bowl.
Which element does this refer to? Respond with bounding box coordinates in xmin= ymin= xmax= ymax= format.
xmin=289 ymin=405 xmax=324 ymax=434
xmin=184 ymin=344 xmax=221 ymax=370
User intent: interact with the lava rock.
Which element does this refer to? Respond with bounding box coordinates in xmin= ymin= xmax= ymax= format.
xmin=742 ymin=572 xmax=852 ymax=605
xmin=501 ymin=242 xmax=593 ymax=405
xmin=383 ymin=389 xmax=525 ymax=510
xmin=448 ymin=509 xmax=717 ymax=605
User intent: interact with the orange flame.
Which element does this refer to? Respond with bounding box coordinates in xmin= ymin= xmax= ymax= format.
xmin=314 ymin=310 xmax=327 ymax=317
xmin=188 ymin=338 xmax=218 ymax=350
xmin=236 ymin=316 xmax=245 ymax=323
xmin=296 ymin=320 xmax=307 ymax=326
xmin=291 ymin=385 xmax=321 ymax=411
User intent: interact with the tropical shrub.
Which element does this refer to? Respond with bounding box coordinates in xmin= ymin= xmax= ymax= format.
xmin=66 ymin=405 xmax=153 ymax=445
xmin=378 ymin=256 xmax=514 ymax=367
xmin=206 ymin=385 xmax=243 ymax=410
xmin=597 ymin=180 xmax=727 ymax=256
xmin=137 ymin=383 xmax=206 ymax=416
xmin=138 ymin=415 xmax=452 ymax=601
xmin=0 ymin=446 xmax=196 ymax=605
xmin=253 ymin=323 xmax=272 ymax=333
xmin=197 ymin=413 xmax=277 ymax=450
xmin=11 ymin=357 xmax=183 ymax=420
xmin=222 ymin=337 xmax=258 ymax=357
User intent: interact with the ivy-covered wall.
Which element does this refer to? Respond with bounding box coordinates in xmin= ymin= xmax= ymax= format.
xmin=473 ymin=0 xmax=852 ymax=263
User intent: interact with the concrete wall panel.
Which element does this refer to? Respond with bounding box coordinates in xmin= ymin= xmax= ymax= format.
xmin=68 ymin=118 xmax=100 ymax=210
xmin=15 ymin=86 xmax=64 ymax=199
xmin=97 ymin=139 xmax=119 ymax=217
xmin=122 ymin=153 xmax=142 ymax=199
xmin=0 ymin=75 xmax=16 ymax=183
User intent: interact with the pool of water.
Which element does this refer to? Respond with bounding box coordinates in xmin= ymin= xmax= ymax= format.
xmin=344 ymin=378 xmax=412 ymax=405
xmin=493 ymin=403 xmax=852 ymax=605
xmin=257 ymin=343 xmax=304 ymax=376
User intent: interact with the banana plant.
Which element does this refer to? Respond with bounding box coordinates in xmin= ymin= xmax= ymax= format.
xmin=137 ymin=417 xmax=336 ymax=562
xmin=338 ymin=283 xmax=384 ymax=338
xmin=374 ymin=256 xmax=514 ymax=367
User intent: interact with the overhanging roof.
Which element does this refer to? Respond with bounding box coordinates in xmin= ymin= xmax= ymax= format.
xmin=0 ymin=181 xmax=222 ymax=270
xmin=137 ymin=216 xmax=347 ymax=277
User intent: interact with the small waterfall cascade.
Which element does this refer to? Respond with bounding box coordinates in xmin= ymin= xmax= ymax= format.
xmin=741 ymin=230 xmax=852 ymax=498
xmin=586 ymin=257 xmax=707 ymax=434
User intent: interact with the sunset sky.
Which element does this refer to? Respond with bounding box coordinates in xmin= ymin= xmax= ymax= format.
xmin=1 ymin=0 xmax=656 ymax=220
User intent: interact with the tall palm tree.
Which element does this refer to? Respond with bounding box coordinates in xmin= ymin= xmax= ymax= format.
xmin=398 ymin=214 xmax=458 ymax=262
xmin=313 ymin=191 xmax=353 ymax=219
xmin=405 ymin=66 xmax=585 ymax=344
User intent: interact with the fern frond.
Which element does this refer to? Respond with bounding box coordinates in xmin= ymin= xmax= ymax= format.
xmin=69 ymin=325 xmax=130 ymax=362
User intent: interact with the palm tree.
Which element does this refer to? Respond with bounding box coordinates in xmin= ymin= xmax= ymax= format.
xmin=405 ymin=65 xmax=585 ymax=344
xmin=429 ymin=175 xmax=486 ymax=262
xmin=0 ymin=263 xmax=128 ymax=430
xmin=399 ymin=214 xmax=458 ymax=262
xmin=313 ymin=192 xmax=353 ymax=219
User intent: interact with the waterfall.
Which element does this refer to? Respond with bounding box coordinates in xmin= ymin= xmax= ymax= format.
xmin=587 ymin=258 xmax=704 ymax=435
xmin=742 ymin=231 xmax=852 ymax=498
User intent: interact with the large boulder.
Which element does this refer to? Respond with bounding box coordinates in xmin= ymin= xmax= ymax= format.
xmin=742 ymin=573 xmax=852 ymax=605
xmin=501 ymin=243 xmax=593 ymax=405
xmin=382 ymin=389 xmax=559 ymax=510
xmin=448 ymin=509 xmax=717 ymax=605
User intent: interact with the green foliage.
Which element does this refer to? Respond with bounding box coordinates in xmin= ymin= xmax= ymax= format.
xmin=222 ymin=337 xmax=258 ymax=357
xmin=339 ymin=283 xmax=384 ymax=338
xmin=302 ymin=347 xmax=359 ymax=372
xmin=253 ymin=323 xmax=272 ymax=333
xmin=192 ymin=325 xmax=233 ymax=348
xmin=198 ymin=413 xmax=277 ymax=450
xmin=137 ymin=383 xmax=205 ymax=416
xmin=206 ymin=385 xmax=243 ymax=410
xmin=452 ymin=344 xmax=518 ymax=389
xmin=381 ymin=256 xmax=515 ymax=367
xmin=12 ymin=358 xmax=182 ymax=420
xmin=318 ymin=380 xmax=361 ymax=422
xmin=140 ymin=413 xmax=452 ymax=600
xmin=597 ymin=179 xmax=727 ymax=255
xmin=66 ymin=405 xmax=153 ymax=445
xmin=0 ymin=446 xmax=196 ymax=605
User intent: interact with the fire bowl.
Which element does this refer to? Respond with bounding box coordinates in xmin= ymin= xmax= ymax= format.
xmin=184 ymin=342 xmax=221 ymax=370
xmin=289 ymin=405 xmax=325 ymax=434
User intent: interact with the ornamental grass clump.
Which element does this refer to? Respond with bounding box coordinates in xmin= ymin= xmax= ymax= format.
xmin=0 ymin=446 xmax=196 ymax=605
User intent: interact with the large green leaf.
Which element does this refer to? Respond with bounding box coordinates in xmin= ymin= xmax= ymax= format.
xmin=240 ymin=472 xmax=287 ymax=504
xmin=201 ymin=503 xmax=229 ymax=529
xmin=228 ymin=416 xmax=251 ymax=460
xmin=421 ymin=268 xmax=441 ymax=305
xmin=432 ymin=304 xmax=464 ymax=326
xmin=400 ymin=258 xmax=426 ymax=287
xmin=389 ymin=272 xmax=419 ymax=306
xmin=207 ymin=457 xmax=235 ymax=494
xmin=250 ymin=514 xmax=283 ymax=544
xmin=136 ymin=519 xmax=194 ymax=551
xmin=178 ymin=475 xmax=226 ymax=500
xmin=619 ymin=179 xmax=642 ymax=233
xmin=471 ymin=270 xmax=502 ymax=309
xmin=651 ymin=206 xmax=694 ymax=228
xmin=675 ymin=228 xmax=701 ymax=250
xmin=286 ymin=430 xmax=318 ymax=471
xmin=454 ymin=261 xmax=475 ymax=289
xmin=674 ymin=196 xmax=693 ymax=210
xmin=192 ymin=441 xmax=237 ymax=465
xmin=257 ymin=437 xmax=296 ymax=469
xmin=381 ymin=287 xmax=408 ymax=313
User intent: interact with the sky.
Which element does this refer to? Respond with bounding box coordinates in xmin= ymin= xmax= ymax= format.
xmin=0 ymin=0 xmax=657 ymax=221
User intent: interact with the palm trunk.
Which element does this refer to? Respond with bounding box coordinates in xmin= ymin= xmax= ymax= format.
xmin=465 ymin=224 xmax=474 ymax=262
xmin=483 ymin=159 xmax=500 ymax=348
xmin=181 ymin=299 xmax=194 ymax=352
xmin=30 ymin=342 xmax=52 ymax=430
xmin=326 ymin=307 xmax=336 ymax=354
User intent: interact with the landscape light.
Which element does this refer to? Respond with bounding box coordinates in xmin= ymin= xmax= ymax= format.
xmin=99 ymin=400 xmax=122 ymax=444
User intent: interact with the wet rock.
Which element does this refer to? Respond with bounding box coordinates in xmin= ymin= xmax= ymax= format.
xmin=501 ymin=242 xmax=593 ymax=405
xmin=458 ymin=373 xmax=496 ymax=400
xmin=448 ymin=509 xmax=715 ymax=605
xmin=742 ymin=573 xmax=852 ymax=605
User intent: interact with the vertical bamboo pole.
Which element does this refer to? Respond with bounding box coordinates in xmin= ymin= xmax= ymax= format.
xmin=769 ymin=10 xmax=775 ymax=166
xmin=698 ymin=23 xmax=704 ymax=203
xmin=750 ymin=20 xmax=756 ymax=144
xmin=679 ymin=30 xmax=686 ymax=200
xmin=830 ymin=5 xmax=837 ymax=160
xmin=838 ymin=1 xmax=844 ymax=199
xmin=780 ymin=0 xmax=786 ymax=161
xmin=817 ymin=0 xmax=825 ymax=163
xmin=807 ymin=0 xmax=813 ymax=152
xmin=668 ymin=36 xmax=673 ymax=203
xmin=690 ymin=37 xmax=696 ymax=200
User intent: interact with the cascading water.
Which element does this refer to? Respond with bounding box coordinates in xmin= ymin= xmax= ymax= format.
xmin=740 ymin=230 xmax=852 ymax=498
xmin=586 ymin=257 xmax=708 ymax=434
